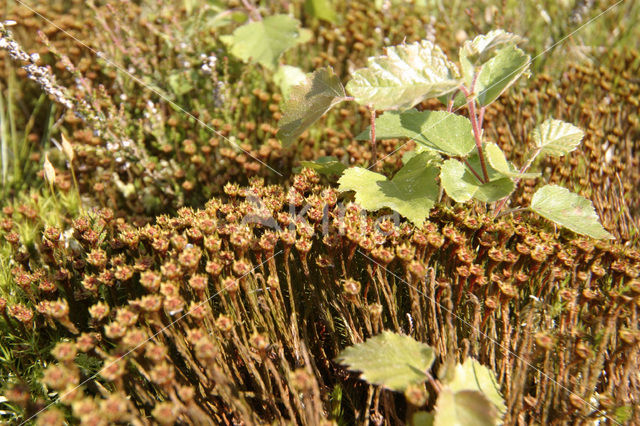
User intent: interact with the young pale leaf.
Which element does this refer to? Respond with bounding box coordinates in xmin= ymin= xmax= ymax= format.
xmin=273 ymin=65 xmax=307 ymax=99
xmin=356 ymin=109 xmax=475 ymax=157
xmin=440 ymin=159 xmax=514 ymax=203
xmin=433 ymin=389 xmax=501 ymax=426
xmin=220 ymin=15 xmax=312 ymax=70
xmin=346 ymin=40 xmax=460 ymax=110
xmin=277 ymin=67 xmax=347 ymax=146
xmin=304 ymin=0 xmax=337 ymax=23
xmin=299 ymin=156 xmax=347 ymax=176
xmin=460 ymin=30 xmax=523 ymax=65
xmin=475 ymin=45 xmax=530 ymax=106
xmin=335 ymin=331 xmax=436 ymax=392
xmin=459 ymin=30 xmax=522 ymax=87
xmin=485 ymin=142 xmax=540 ymax=179
xmin=338 ymin=152 xmax=440 ymax=225
xmin=442 ymin=358 xmax=506 ymax=415
xmin=532 ymin=118 xmax=584 ymax=157
xmin=530 ymin=185 xmax=613 ymax=239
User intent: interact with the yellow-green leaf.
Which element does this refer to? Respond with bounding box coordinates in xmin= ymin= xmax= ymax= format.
xmin=475 ymin=45 xmax=530 ymax=106
xmin=221 ymin=15 xmax=312 ymax=70
xmin=356 ymin=109 xmax=475 ymax=157
xmin=433 ymin=389 xmax=501 ymax=426
xmin=338 ymin=152 xmax=440 ymax=226
xmin=335 ymin=331 xmax=436 ymax=392
xmin=530 ymin=185 xmax=613 ymax=239
xmin=532 ymin=118 xmax=584 ymax=157
xmin=440 ymin=159 xmax=514 ymax=203
xmin=442 ymin=358 xmax=506 ymax=415
xmin=485 ymin=142 xmax=540 ymax=179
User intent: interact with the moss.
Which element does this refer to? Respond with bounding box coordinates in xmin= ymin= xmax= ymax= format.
xmin=0 ymin=170 xmax=637 ymax=423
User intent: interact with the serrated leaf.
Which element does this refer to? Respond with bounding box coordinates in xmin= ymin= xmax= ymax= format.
xmin=346 ymin=40 xmax=460 ymax=110
xmin=338 ymin=152 xmax=440 ymax=225
xmin=440 ymin=159 xmax=514 ymax=203
xmin=485 ymin=142 xmax=540 ymax=179
xmin=356 ymin=109 xmax=475 ymax=157
xmin=335 ymin=331 xmax=436 ymax=391
xmin=475 ymin=45 xmax=530 ymax=106
xmin=300 ymin=156 xmax=347 ymax=176
xmin=532 ymin=119 xmax=584 ymax=157
xmin=304 ymin=0 xmax=337 ymax=23
xmin=433 ymin=389 xmax=500 ymax=426
xmin=442 ymin=358 xmax=506 ymax=415
xmin=277 ymin=67 xmax=347 ymax=146
xmin=221 ymin=15 xmax=311 ymax=70
xmin=274 ymin=65 xmax=307 ymax=99
xmin=460 ymin=30 xmax=523 ymax=66
xmin=459 ymin=30 xmax=522 ymax=88
xmin=530 ymin=185 xmax=613 ymax=239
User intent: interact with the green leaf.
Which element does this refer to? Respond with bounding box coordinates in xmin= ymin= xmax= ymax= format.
xmin=433 ymin=389 xmax=501 ymax=426
xmin=338 ymin=152 xmax=440 ymax=225
xmin=475 ymin=45 xmax=530 ymax=106
xmin=304 ymin=0 xmax=337 ymax=23
xmin=220 ymin=15 xmax=312 ymax=70
xmin=277 ymin=67 xmax=347 ymax=146
xmin=335 ymin=331 xmax=436 ymax=391
xmin=532 ymin=118 xmax=584 ymax=157
xmin=530 ymin=185 xmax=613 ymax=239
xmin=412 ymin=411 xmax=435 ymax=426
xmin=460 ymin=30 xmax=523 ymax=66
xmin=300 ymin=156 xmax=347 ymax=176
xmin=440 ymin=159 xmax=514 ymax=203
xmin=442 ymin=358 xmax=505 ymax=415
xmin=485 ymin=142 xmax=540 ymax=179
xmin=356 ymin=109 xmax=475 ymax=157
xmin=460 ymin=30 xmax=522 ymax=88
xmin=273 ymin=65 xmax=308 ymax=99
xmin=402 ymin=146 xmax=441 ymax=165
xmin=346 ymin=40 xmax=460 ymax=110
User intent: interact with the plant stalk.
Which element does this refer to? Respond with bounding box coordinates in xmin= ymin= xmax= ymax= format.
xmin=460 ymin=85 xmax=489 ymax=183
xmin=368 ymin=105 xmax=378 ymax=172
xmin=493 ymin=147 xmax=541 ymax=217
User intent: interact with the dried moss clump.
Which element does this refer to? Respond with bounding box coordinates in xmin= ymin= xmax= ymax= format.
xmin=0 ymin=169 xmax=638 ymax=424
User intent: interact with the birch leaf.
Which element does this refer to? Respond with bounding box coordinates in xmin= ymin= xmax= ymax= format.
xmin=277 ymin=67 xmax=347 ymax=146
xmin=335 ymin=331 xmax=436 ymax=392
xmin=356 ymin=109 xmax=475 ymax=157
xmin=220 ymin=15 xmax=312 ymax=70
xmin=530 ymin=185 xmax=613 ymax=239
xmin=440 ymin=159 xmax=514 ymax=203
xmin=485 ymin=142 xmax=540 ymax=179
xmin=346 ymin=40 xmax=460 ymax=110
xmin=338 ymin=152 xmax=440 ymax=225
xmin=532 ymin=119 xmax=584 ymax=157
xmin=475 ymin=45 xmax=529 ymax=106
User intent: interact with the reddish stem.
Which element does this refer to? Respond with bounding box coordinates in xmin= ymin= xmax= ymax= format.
xmin=462 ymin=157 xmax=484 ymax=184
xmin=460 ymin=85 xmax=489 ymax=183
xmin=369 ymin=105 xmax=378 ymax=171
